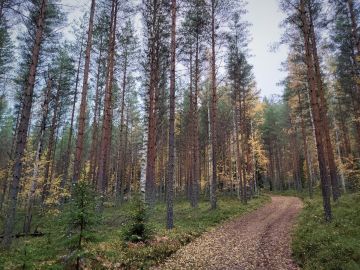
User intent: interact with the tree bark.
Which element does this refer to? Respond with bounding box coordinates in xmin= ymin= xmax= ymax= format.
xmin=97 ymin=0 xmax=117 ymax=199
xmin=0 ymin=103 xmax=20 ymax=212
xmin=166 ymin=0 xmax=176 ymax=229
xmin=23 ymin=77 xmax=52 ymax=234
xmin=210 ymin=0 xmax=217 ymax=210
xmin=115 ymin=40 xmax=128 ymax=204
xmin=2 ymin=0 xmax=47 ymax=248
xmin=145 ymin=0 xmax=161 ymax=206
xmin=347 ymin=0 xmax=360 ymax=57
xmin=346 ymin=0 xmax=360 ymax=155
xmin=73 ymin=0 xmax=96 ymax=184
xmin=299 ymin=0 xmax=332 ymax=222
xmin=61 ymin=34 xmax=84 ymax=192
xmin=234 ymin=96 xmax=244 ymax=202
xmin=88 ymin=36 xmax=104 ymax=186
xmin=41 ymin=74 xmax=62 ymax=204
xmin=308 ymin=3 xmax=340 ymax=201
xmin=298 ymin=92 xmax=313 ymax=198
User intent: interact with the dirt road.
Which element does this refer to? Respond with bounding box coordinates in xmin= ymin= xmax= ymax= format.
xmin=156 ymin=196 xmax=303 ymax=270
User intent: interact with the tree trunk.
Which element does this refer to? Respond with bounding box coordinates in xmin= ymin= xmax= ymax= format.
xmin=346 ymin=0 xmax=360 ymax=155
xmin=73 ymin=0 xmax=96 ymax=184
xmin=240 ymin=95 xmax=248 ymax=203
xmin=23 ymin=77 xmax=52 ymax=234
xmin=115 ymin=43 xmax=128 ymax=203
xmin=334 ymin=120 xmax=346 ymax=192
xmin=0 ymin=104 xmax=20 ymax=212
xmin=188 ymin=45 xmax=194 ymax=204
xmin=234 ymin=97 xmax=243 ymax=202
xmin=308 ymin=3 xmax=340 ymax=201
xmin=166 ymin=0 xmax=176 ymax=230
xmin=60 ymin=34 xmax=84 ymax=192
xmin=347 ymin=0 xmax=360 ymax=57
xmin=97 ymin=0 xmax=117 ymax=200
xmin=122 ymin=111 xmax=130 ymax=199
xmin=41 ymin=75 xmax=62 ymax=204
xmin=145 ymin=0 xmax=163 ymax=206
xmin=300 ymin=0 xmax=332 ymax=221
xmin=88 ymin=36 xmax=104 ymax=186
xmin=298 ymin=92 xmax=313 ymax=198
xmin=2 ymin=0 xmax=47 ymax=248
xmin=210 ymin=0 xmax=217 ymax=210
xmin=191 ymin=35 xmax=200 ymax=208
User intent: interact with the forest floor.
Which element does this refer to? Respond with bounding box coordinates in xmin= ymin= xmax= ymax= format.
xmin=292 ymin=192 xmax=360 ymax=270
xmin=0 ymin=195 xmax=270 ymax=269
xmin=156 ymin=196 xmax=303 ymax=270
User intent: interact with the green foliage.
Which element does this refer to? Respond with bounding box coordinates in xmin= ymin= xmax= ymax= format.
xmin=62 ymin=182 xmax=100 ymax=267
xmin=17 ymin=243 xmax=35 ymax=270
xmin=0 ymin=194 xmax=269 ymax=269
xmin=293 ymin=193 xmax=360 ymax=270
xmin=104 ymin=195 xmax=270 ymax=269
xmin=121 ymin=194 xmax=153 ymax=243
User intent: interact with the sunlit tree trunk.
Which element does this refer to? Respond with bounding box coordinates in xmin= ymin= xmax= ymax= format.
xmin=308 ymin=3 xmax=340 ymax=201
xmin=300 ymin=0 xmax=332 ymax=221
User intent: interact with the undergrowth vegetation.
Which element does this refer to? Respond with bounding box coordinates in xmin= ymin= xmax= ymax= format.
xmin=0 ymin=194 xmax=269 ymax=269
xmin=292 ymin=192 xmax=360 ymax=270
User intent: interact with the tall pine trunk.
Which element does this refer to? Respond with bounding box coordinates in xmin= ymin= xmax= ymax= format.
xmin=23 ymin=77 xmax=52 ymax=234
xmin=61 ymin=35 xmax=85 ymax=192
xmin=73 ymin=0 xmax=96 ymax=184
xmin=41 ymin=74 xmax=62 ymax=204
xmin=115 ymin=43 xmax=128 ymax=203
xmin=298 ymin=92 xmax=313 ymax=198
xmin=346 ymin=0 xmax=360 ymax=156
xmin=234 ymin=95 xmax=244 ymax=202
xmin=145 ymin=0 xmax=161 ymax=206
xmin=192 ymin=35 xmax=200 ymax=208
xmin=88 ymin=36 xmax=104 ymax=186
xmin=2 ymin=0 xmax=47 ymax=247
xmin=300 ymin=0 xmax=332 ymax=222
xmin=97 ymin=0 xmax=117 ymax=199
xmin=210 ymin=0 xmax=217 ymax=210
xmin=166 ymin=0 xmax=176 ymax=229
xmin=308 ymin=4 xmax=340 ymax=201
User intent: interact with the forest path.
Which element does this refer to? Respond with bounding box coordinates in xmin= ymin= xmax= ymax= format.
xmin=155 ymin=196 xmax=303 ymax=270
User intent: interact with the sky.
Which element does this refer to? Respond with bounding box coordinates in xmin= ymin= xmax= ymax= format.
xmin=61 ymin=0 xmax=288 ymax=98
xmin=245 ymin=0 xmax=288 ymax=97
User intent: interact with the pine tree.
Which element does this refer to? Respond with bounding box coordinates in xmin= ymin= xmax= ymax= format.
xmin=166 ymin=0 xmax=176 ymax=229
xmin=2 ymin=0 xmax=61 ymax=247
xmin=143 ymin=0 xmax=170 ymax=205
xmin=64 ymin=181 xmax=100 ymax=269
xmin=73 ymin=0 xmax=96 ymax=185
xmin=96 ymin=0 xmax=117 ymax=203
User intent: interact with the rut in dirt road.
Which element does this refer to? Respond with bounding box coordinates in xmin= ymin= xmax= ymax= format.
xmin=155 ymin=196 xmax=303 ymax=270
